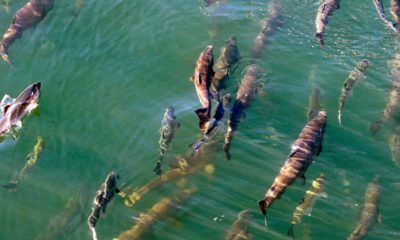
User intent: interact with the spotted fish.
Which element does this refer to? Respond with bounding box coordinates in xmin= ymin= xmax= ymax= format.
xmin=315 ymin=0 xmax=340 ymax=47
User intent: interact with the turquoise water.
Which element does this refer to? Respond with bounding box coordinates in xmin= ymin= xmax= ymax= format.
xmin=0 ymin=0 xmax=400 ymax=239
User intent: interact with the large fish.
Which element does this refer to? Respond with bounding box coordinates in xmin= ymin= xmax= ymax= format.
xmin=338 ymin=60 xmax=369 ymax=126
xmin=315 ymin=0 xmax=340 ymax=48
xmin=154 ymin=106 xmax=180 ymax=176
xmin=0 ymin=82 xmax=41 ymax=139
xmin=0 ymin=0 xmax=54 ymax=64
xmin=388 ymin=121 xmax=400 ymax=167
xmin=191 ymin=45 xmax=214 ymax=132
xmin=211 ymin=36 xmax=241 ymax=100
xmin=224 ymin=64 xmax=263 ymax=159
xmin=115 ymin=187 xmax=197 ymax=240
xmin=258 ymin=111 xmax=327 ymax=226
xmin=391 ymin=0 xmax=400 ymax=28
xmin=287 ymin=173 xmax=326 ymax=239
xmin=372 ymin=0 xmax=398 ymax=33
xmin=3 ymin=136 xmax=44 ymax=191
xmin=88 ymin=171 xmax=120 ymax=240
xmin=225 ymin=210 xmax=252 ymax=240
xmin=347 ymin=176 xmax=381 ymax=240
xmin=307 ymin=86 xmax=321 ymax=121
xmin=251 ymin=0 xmax=282 ymax=59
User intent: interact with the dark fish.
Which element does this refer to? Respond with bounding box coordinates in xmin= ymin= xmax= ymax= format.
xmin=154 ymin=106 xmax=180 ymax=176
xmin=204 ymin=0 xmax=218 ymax=6
xmin=307 ymin=86 xmax=321 ymax=121
xmin=0 ymin=82 xmax=41 ymax=139
xmin=224 ymin=64 xmax=262 ymax=159
xmin=338 ymin=60 xmax=369 ymax=126
xmin=3 ymin=136 xmax=44 ymax=191
xmin=391 ymin=0 xmax=400 ymax=28
xmin=258 ymin=111 xmax=327 ymax=226
xmin=191 ymin=45 xmax=214 ymax=131
xmin=288 ymin=173 xmax=326 ymax=239
xmin=372 ymin=0 xmax=398 ymax=33
xmin=347 ymin=176 xmax=381 ymax=240
xmin=211 ymin=36 xmax=241 ymax=100
xmin=225 ymin=210 xmax=252 ymax=240
xmin=115 ymin=187 xmax=197 ymax=240
xmin=88 ymin=171 xmax=120 ymax=240
xmin=0 ymin=0 xmax=54 ymax=64
xmin=315 ymin=0 xmax=340 ymax=48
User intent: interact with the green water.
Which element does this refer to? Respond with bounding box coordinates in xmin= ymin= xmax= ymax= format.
xmin=0 ymin=0 xmax=399 ymax=239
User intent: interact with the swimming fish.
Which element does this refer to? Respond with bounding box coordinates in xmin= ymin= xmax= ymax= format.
xmin=114 ymin=187 xmax=198 ymax=240
xmin=88 ymin=171 xmax=120 ymax=240
xmin=307 ymin=86 xmax=321 ymax=121
xmin=391 ymin=0 xmax=400 ymax=28
xmin=372 ymin=0 xmax=398 ymax=33
xmin=251 ymin=0 xmax=282 ymax=58
xmin=191 ymin=45 xmax=214 ymax=132
xmin=0 ymin=82 xmax=41 ymax=139
xmin=338 ymin=60 xmax=369 ymax=126
xmin=3 ymin=136 xmax=44 ymax=191
xmin=315 ymin=0 xmax=340 ymax=48
xmin=225 ymin=210 xmax=252 ymax=240
xmin=347 ymin=176 xmax=381 ymax=240
xmin=154 ymin=106 xmax=180 ymax=176
xmin=258 ymin=111 xmax=327 ymax=226
xmin=211 ymin=36 xmax=241 ymax=100
xmin=388 ymin=121 xmax=400 ymax=167
xmin=224 ymin=64 xmax=263 ymax=159
xmin=0 ymin=0 xmax=10 ymax=13
xmin=288 ymin=173 xmax=326 ymax=239
xmin=74 ymin=0 xmax=83 ymax=17
xmin=0 ymin=0 xmax=54 ymax=64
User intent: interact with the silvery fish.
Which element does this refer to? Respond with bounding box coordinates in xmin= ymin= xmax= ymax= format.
xmin=315 ymin=0 xmax=340 ymax=47
xmin=225 ymin=210 xmax=252 ymax=240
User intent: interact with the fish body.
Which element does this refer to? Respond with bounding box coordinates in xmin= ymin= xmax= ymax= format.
xmin=224 ymin=64 xmax=262 ymax=159
xmin=347 ymin=176 xmax=380 ymax=240
xmin=0 ymin=82 xmax=41 ymax=138
xmin=307 ymin=86 xmax=321 ymax=121
xmin=338 ymin=60 xmax=369 ymax=126
xmin=391 ymin=0 xmax=400 ymax=27
xmin=373 ymin=0 xmax=398 ymax=33
xmin=388 ymin=122 xmax=400 ymax=167
xmin=315 ymin=0 xmax=340 ymax=47
xmin=115 ymin=187 xmax=197 ymax=240
xmin=258 ymin=111 xmax=327 ymax=224
xmin=225 ymin=210 xmax=252 ymax=240
xmin=191 ymin=45 xmax=214 ymax=131
xmin=288 ymin=173 xmax=326 ymax=239
xmin=0 ymin=0 xmax=54 ymax=64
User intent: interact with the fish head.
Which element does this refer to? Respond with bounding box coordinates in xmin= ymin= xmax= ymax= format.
xmin=238 ymin=210 xmax=251 ymax=221
xmin=165 ymin=106 xmax=175 ymax=117
xmin=203 ymin=45 xmax=213 ymax=61
xmin=15 ymin=82 xmax=41 ymax=106
xmin=357 ymin=60 xmax=370 ymax=71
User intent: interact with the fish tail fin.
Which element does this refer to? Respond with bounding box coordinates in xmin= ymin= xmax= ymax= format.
xmin=0 ymin=44 xmax=12 ymax=66
xmin=224 ymin=125 xmax=233 ymax=160
xmin=194 ymin=107 xmax=210 ymax=130
xmin=258 ymin=199 xmax=268 ymax=227
xmin=288 ymin=225 xmax=295 ymax=239
xmin=338 ymin=109 xmax=342 ymax=126
xmin=315 ymin=33 xmax=324 ymax=48
xmin=89 ymin=226 xmax=98 ymax=240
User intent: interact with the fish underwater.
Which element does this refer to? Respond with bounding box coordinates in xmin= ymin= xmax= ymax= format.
xmin=154 ymin=106 xmax=180 ymax=176
xmin=372 ymin=0 xmax=398 ymax=33
xmin=0 ymin=0 xmax=54 ymax=64
xmin=315 ymin=0 xmax=340 ymax=47
xmin=258 ymin=111 xmax=327 ymax=226
xmin=338 ymin=60 xmax=369 ymax=126
xmin=0 ymin=82 xmax=41 ymax=140
xmin=3 ymin=136 xmax=44 ymax=191
xmin=114 ymin=187 xmax=197 ymax=240
xmin=388 ymin=118 xmax=400 ymax=167
xmin=288 ymin=173 xmax=326 ymax=239
xmin=307 ymin=86 xmax=321 ymax=121
xmin=391 ymin=0 xmax=400 ymax=28
xmin=225 ymin=210 xmax=252 ymax=240
xmin=347 ymin=176 xmax=381 ymax=240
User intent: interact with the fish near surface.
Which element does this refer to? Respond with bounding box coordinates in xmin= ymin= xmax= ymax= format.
xmin=288 ymin=173 xmax=326 ymax=239
xmin=388 ymin=121 xmax=400 ymax=167
xmin=338 ymin=60 xmax=369 ymax=126
xmin=391 ymin=0 xmax=400 ymax=28
xmin=315 ymin=0 xmax=340 ymax=47
xmin=154 ymin=106 xmax=180 ymax=176
xmin=0 ymin=0 xmax=54 ymax=64
xmin=347 ymin=176 xmax=381 ymax=240
xmin=372 ymin=0 xmax=398 ymax=34
xmin=307 ymin=86 xmax=321 ymax=121
xmin=258 ymin=111 xmax=327 ymax=225
xmin=224 ymin=64 xmax=263 ymax=159
xmin=191 ymin=45 xmax=214 ymax=131
xmin=225 ymin=210 xmax=252 ymax=240
xmin=0 ymin=82 xmax=41 ymax=139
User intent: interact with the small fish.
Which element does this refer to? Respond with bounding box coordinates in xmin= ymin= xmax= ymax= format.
xmin=204 ymin=0 xmax=218 ymax=6
xmin=191 ymin=45 xmax=214 ymax=131
xmin=307 ymin=86 xmax=321 ymax=121
xmin=288 ymin=173 xmax=326 ymax=239
xmin=315 ymin=0 xmax=340 ymax=48
xmin=154 ymin=106 xmax=180 ymax=176
xmin=225 ymin=210 xmax=252 ymax=240
xmin=74 ymin=0 xmax=83 ymax=17
xmin=0 ymin=0 xmax=54 ymax=64
xmin=258 ymin=111 xmax=327 ymax=226
xmin=347 ymin=176 xmax=381 ymax=240
xmin=390 ymin=0 xmax=400 ymax=28
xmin=224 ymin=64 xmax=263 ymax=159
xmin=88 ymin=172 xmax=120 ymax=240
xmin=0 ymin=82 xmax=41 ymax=140
xmin=372 ymin=0 xmax=398 ymax=34
xmin=115 ymin=187 xmax=198 ymax=240
xmin=0 ymin=0 xmax=10 ymax=13
xmin=3 ymin=136 xmax=44 ymax=191
xmin=338 ymin=60 xmax=369 ymax=126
